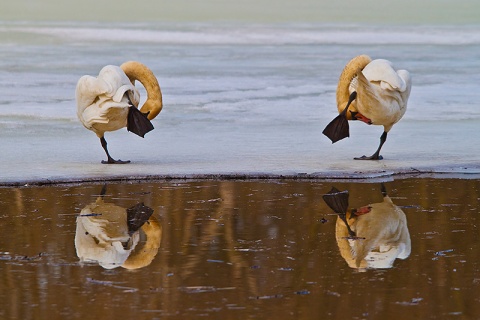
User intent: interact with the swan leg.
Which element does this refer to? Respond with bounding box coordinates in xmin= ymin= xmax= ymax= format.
xmin=338 ymin=212 xmax=357 ymax=238
xmin=380 ymin=183 xmax=387 ymax=197
xmin=323 ymin=91 xmax=357 ymax=143
xmin=100 ymin=137 xmax=130 ymax=164
xmin=354 ymin=131 xmax=387 ymax=160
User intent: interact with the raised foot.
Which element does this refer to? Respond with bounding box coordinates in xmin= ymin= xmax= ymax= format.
xmin=322 ymin=113 xmax=350 ymax=143
xmin=354 ymin=155 xmax=383 ymax=160
xmin=101 ymin=159 xmax=131 ymax=164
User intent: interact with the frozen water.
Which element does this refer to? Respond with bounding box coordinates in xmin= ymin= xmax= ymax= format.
xmin=0 ymin=22 xmax=479 ymax=183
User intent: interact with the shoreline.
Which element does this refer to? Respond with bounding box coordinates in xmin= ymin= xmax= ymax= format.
xmin=3 ymin=164 xmax=480 ymax=187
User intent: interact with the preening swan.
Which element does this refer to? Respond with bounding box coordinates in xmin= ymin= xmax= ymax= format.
xmin=75 ymin=185 xmax=161 ymax=269
xmin=76 ymin=61 xmax=162 ymax=164
xmin=323 ymin=55 xmax=412 ymax=160
xmin=323 ymin=185 xmax=411 ymax=269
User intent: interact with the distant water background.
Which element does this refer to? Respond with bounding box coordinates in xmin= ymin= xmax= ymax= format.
xmin=0 ymin=0 xmax=479 ymax=169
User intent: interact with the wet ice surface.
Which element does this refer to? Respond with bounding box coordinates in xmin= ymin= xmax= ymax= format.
xmin=1 ymin=22 xmax=480 ymax=183
xmin=1 ymin=178 xmax=479 ymax=319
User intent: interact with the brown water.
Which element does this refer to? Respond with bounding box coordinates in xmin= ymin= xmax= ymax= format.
xmin=0 ymin=178 xmax=479 ymax=319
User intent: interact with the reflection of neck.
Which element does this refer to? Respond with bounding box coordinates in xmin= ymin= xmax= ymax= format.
xmin=121 ymin=61 xmax=163 ymax=120
xmin=122 ymin=217 xmax=162 ymax=270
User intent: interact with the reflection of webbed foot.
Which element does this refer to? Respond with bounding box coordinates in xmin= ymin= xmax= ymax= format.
xmin=127 ymin=203 xmax=154 ymax=235
xmin=322 ymin=187 xmax=349 ymax=213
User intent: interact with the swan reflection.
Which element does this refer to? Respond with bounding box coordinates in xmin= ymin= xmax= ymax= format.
xmin=323 ymin=184 xmax=411 ymax=270
xmin=75 ymin=185 xmax=161 ymax=269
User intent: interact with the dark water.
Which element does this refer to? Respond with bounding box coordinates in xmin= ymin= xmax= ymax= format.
xmin=0 ymin=178 xmax=479 ymax=319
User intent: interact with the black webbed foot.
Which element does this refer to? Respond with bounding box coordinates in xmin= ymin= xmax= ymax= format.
xmin=354 ymin=154 xmax=383 ymax=160
xmin=100 ymin=137 xmax=131 ymax=164
xmin=323 ymin=92 xmax=357 ymax=143
xmin=323 ymin=113 xmax=349 ymax=143
xmin=101 ymin=158 xmax=131 ymax=164
xmin=354 ymin=131 xmax=387 ymax=160
xmin=127 ymin=106 xmax=154 ymax=138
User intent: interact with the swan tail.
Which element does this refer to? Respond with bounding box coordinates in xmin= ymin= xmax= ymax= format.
xmin=121 ymin=61 xmax=163 ymax=120
xmin=336 ymin=55 xmax=371 ymax=120
xmin=127 ymin=106 xmax=154 ymax=138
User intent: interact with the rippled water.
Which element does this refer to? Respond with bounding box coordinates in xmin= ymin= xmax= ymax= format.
xmin=1 ymin=178 xmax=479 ymax=319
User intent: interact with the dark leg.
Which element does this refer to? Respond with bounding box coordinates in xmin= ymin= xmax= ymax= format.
xmin=380 ymin=183 xmax=387 ymax=197
xmin=354 ymin=131 xmax=387 ymax=160
xmin=341 ymin=91 xmax=357 ymax=117
xmin=338 ymin=212 xmax=357 ymax=238
xmin=100 ymin=137 xmax=130 ymax=164
xmin=99 ymin=184 xmax=107 ymax=197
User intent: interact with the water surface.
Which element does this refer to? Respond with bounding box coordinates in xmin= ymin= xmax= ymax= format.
xmin=1 ymin=178 xmax=479 ymax=319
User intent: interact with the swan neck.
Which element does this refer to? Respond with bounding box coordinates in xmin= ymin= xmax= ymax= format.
xmin=121 ymin=61 xmax=163 ymax=120
xmin=336 ymin=55 xmax=372 ymax=119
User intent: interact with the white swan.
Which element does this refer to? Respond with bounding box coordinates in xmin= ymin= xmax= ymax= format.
xmin=323 ymin=185 xmax=411 ymax=270
xmin=76 ymin=61 xmax=162 ymax=163
xmin=75 ymin=186 xmax=161 ymax=269
xmin=323 ymin=55 xmax=412 ymax=160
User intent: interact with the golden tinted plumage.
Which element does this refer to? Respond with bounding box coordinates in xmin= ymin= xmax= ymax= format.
xmin=76 ymin=61 xmax=162 ymax=163
xmin=324 ymin=55 xmax=412 ymax=159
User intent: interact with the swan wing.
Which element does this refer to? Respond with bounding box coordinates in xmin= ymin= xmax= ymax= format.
xmin=98 ymin=65 xmax=140 ymax=104
xmin=362 ymin=59 xmax=407 ymax=92
xmin=76 ymin=66 xmax=141 ymax=133
xmin=75 ymin=75 xmax=112 ymax=116
xmin=356 ymin=69 xmax=379 ymax=106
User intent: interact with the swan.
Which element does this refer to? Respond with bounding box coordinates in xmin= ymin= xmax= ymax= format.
xmin=75 ymin=185 xmax=160 ymax=269
xmin=323 ymin=55 xmax=412 ymax=160
xmin=323 ymin=185 xmax=411 ymax=269
xmin=76 ymin=61 xmax=162 ymax=164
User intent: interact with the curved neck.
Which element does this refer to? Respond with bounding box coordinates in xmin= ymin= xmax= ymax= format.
xmin=121 ymin=61 xmax=163 ymax=120
xmin=336 ymin=55 xmax=371 ymax=120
